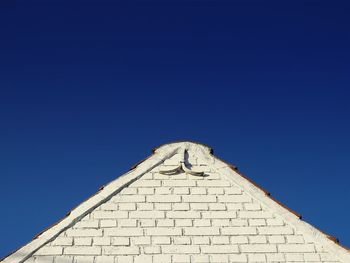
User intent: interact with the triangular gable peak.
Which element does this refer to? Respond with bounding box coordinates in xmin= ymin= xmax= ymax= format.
xmin=2 ymin=141 xmax=349 ymax=263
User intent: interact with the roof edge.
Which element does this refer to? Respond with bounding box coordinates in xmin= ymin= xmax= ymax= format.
xmin=212 ymin=154 xmax=350 ymax=262
xmin=1 ymin=147 xmax=180 ymax=263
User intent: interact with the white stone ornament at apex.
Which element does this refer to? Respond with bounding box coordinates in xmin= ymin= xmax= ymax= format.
xmin=159 ymin=148 xmax=205 ymax=176
xmin=2 ymin=141 xmax=350 ymax=263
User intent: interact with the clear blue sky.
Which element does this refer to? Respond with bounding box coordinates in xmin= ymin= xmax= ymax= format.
xmin=1 ymin=0 xmax=350 ymax=258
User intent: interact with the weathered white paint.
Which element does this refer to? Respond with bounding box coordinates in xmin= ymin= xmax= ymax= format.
xmin=2 ymin=142 xmax=349 ymax=263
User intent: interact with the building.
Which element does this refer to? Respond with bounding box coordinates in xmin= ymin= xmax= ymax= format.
xmin=2 ymin=141 xmax=349 ymax=263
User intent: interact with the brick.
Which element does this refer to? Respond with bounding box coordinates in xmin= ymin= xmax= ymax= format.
xmin=146 ymin=227 xmax=182 ymax=236
xmin=173 ymin=236 xmax=191 ymax=244
xmin=285 ymin=253 xmax=304 ymax=261
xmin=104 ymin=228 xmax=143 ymax=236
xmin=119 ymin=219 xmax=137 ymax=227
xmin=112 ymin=195 xmax=145 ymax=203
xmin=229 ymin=254 xmax=247 ymax=262
xmin=173 ymin=203 xmax=190 ymax=211
xmin=162 ymin=245 xmax=200 ymax=254
xmin=196 ymin=180 xmax=230 ymax=187
xmin=144 ymin=246 xmax=161 ymax=254
xmin=133 ymin=255 xmax=153 ymax=263
xmin=131 ymin=180 xmax=161 ymax=187
xmin=266 ymin=253 xmax=285 ymax=262
xmin=95 ymin=256 xmax=114 ymax=263
xmin=55 ymin=256 xmax=74 ymax=263
xmin=190 ymin=187 xmax=207 ymax=195
xmin=269 ymin=236 xmax=285 ymax=244
xmin=137 ymin=187 xmax=154 ymax=195
xmin=100 ymin=203 xmax=118 ymax=211
xmin=218 ymin=195 xmax=251 ymax=203
xmin=248 ymin=254 xmax=266 ymax=262
xmin=115 ymin=256 xmax=133 ymax=263
xmin=64 ymin=247 xmax=101 ymax=255
xmin=239 ymin=211 xmax=273 ymax=219
xmin=155 ymin=203 xmax=172 ymax=210
xmin=184 ymin=227 xmax=220 ymax=236
xmin=157 ymin=219 xmax=175 ymax=227
xmin=167 ymin=211 xmax=200 ymax=219
xmin=130 ymin=211 xmax=165 ymax=219
xmin=240 ymin=244 xmax=277 ymax=253
xmin=209 ymin=255 xmax=228 ymax=262
xmin=244 ymin=203 xmax=261 ymax=211
xmin=193 ymin=219 xmax=211 ymax=227
xmin=93 ymin=237 xmax=111 ymax=246
xmin=192 ymin=236 xmax=210 ymax=245
xmin=258 ymin=226 xmax=294 ymax=235
xmin=278 ymin=244 xmax=315 ymax=252
xmin=163 ymin=180 xmax=196 ymax=187
xmin=286 ymin=235 xmax=304 ymax=244
xmin=100 ymin=219 xmax=116 ymax=228
xmin=249 ymin=219 xmax=266 ymax=226
xmin=152 ymin=255 xmax=172 ymax=263
xmin=173 ymin=187 xmax=190 ymax=194
xmin=224 ymin=187 xmax=242 ymax=195
xmin=175 ymin=219 xmax=193 ymax=227
xmin=212 ymin=236 xmax=230 ymax=244
xmin=208 ymin=188 xmax=224 ymax=195
xmin=72 ymin=256 xmax=94 ymax=263
xmin=137 ymin=203 xmax=153 ymax=210
xmin=190 ymin=203 xmax=209 ymax=211
xmin=155 ymin=187 xmax=173 ymax=195
xmin=202 ymin=211 xmax=236 ymax=219
xmin=100 ymin=202 xmax=118 ymax=211
xmin=74 ymin=237 xmax=92 ymax=246
xmin=266 ymin=218 xmax=284 ymax=226
xmin=112 ymin=237 xmax=130 ymax=246
xmin=192 ymin=255 xmax=210 ymax=263
xmin=226 ymin=203 xmax=243 ymax=210
xmin=147 ymin=195 xmax=181 ymax=203
xmin=118 ymin=203 xmax=136 ymax=211
xmin=172 ymin=254 xmax=191 ymax=263
xmin=230 ymin=236 xmax=248 ymax=244
xmin=66 ymin=229 xmax=102 ymax=237
xmin=93 ymin=211 xmax=128 ymax=219
xmin=231 ymin=219 xmax=248 ymax=226
xmin=209 ymin=203 xmax=226 ymax=211
xmin=201 ymin=245 xmax=239 ymax=254
xmin=212 ymin=219 xmax=230 ymax=226
xmin=183 ymin=195 xmax=216 ymax=203
xmin=249 ymin=235 xmax=267 ymax=244
xmin=153 ymin=236 xmax=171 ymax=245
xmin=221 ymin=227 xmax=257 ymax=235
xmin=103 ymin=246 xmax=139 ymax=255
xmin=133 ymin=236 xmax=151 ymax=245
xmin=140 ymin=219 xmax=156 ymax=227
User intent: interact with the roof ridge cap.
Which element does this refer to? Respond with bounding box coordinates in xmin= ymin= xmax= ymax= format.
xmin=153 ymin=140 xmax=213 ymax=154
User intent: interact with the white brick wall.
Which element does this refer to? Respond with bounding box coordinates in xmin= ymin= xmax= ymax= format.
xmin=24 ymin=147 xmax=343 ymax=263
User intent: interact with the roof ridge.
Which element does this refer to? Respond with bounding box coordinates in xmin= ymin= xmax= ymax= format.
xmin=152 ymin=140 xmax=213 ymax=154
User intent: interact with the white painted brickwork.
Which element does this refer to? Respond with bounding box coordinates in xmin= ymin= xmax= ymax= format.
xmin=6 ymin=142 xmax=347 ymax=263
